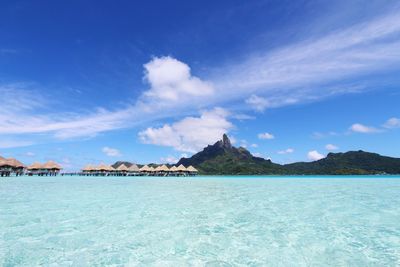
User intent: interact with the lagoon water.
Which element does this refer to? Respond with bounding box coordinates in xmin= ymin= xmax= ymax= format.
xmin=1 ymin=176 xmax=400 ymax=266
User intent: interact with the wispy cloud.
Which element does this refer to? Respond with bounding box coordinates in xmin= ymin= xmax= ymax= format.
xmin=0 ymin=140 xmax=34 ymax=149
xmin=2 ymin=7 xmax=400 ymax=142
xmin=160 ymin=155 xmax=178 ymax=164
xmin=383 ymin=117 xmax=400 ymax=129
xmin=245 ymin=94 xmax=269 ymax=112
xmin=278 ymin=148 xmax=294 ymax=154
xmin=258 ymin=132 xmax=275 ymax=140
xmin=325 ymin=144 xmax=339 ymax=151
xmin=102 ymin=147 xmax=122 ymax=157
xmin=214 ymin=9 xmax=400 ymax=107
xmin=350 ymin=123 xmax=380 ymax=134
xmin=312 ymin=131 xmax=339 ymax=139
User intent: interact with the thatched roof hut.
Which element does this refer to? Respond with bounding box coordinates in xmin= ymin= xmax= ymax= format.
xmin=159 ymin=165 xmax=170 ymax=172
xmin=186 ymin=165 xmax=198 ymax=172
xmin=128 ymin=164 xmax=140 ymax=172
xmin=43 ymin=161 xmax=62 ymax=170
xmin=154 ymin=165 xmax=162 ymax=172
xmin=116 ymin=164 xmax=129 ymax=172
xmin=0 ymin=158 xmax=10 ymax=167
xmin=0 ymin=158 xmax=24 ymax=168
xmin=176 ymin=164 xmax=187 ymax=172
xmin=139 ymin=165 xmax=151 ymax=172
xmin=9 ymin=158 xmax=24 ymax=168
xmin=97 ymin=164 xmax=112 ymax=171
xmin=28 ymin=162 xmax=43 ymax=170
xmin=170 ymin=166 xmax=177 ymax=172
xmin=82 ymin=165 xmax=95 ymax=172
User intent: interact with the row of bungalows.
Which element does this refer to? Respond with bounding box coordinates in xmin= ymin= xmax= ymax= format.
xmin=137 ymin=164 xmax=198 ymax=176
xmin=0 ymin=156 xmax=63 ymax=177
xmin=81 ymin=164 xmax=141 ymax=176
xmin=0 ymin=156 xmax=25 ymax=177
xmin=26 ymin=161 xmax=63 ymax=176
xmin=80 ymin=164 xmax=198 ymax=176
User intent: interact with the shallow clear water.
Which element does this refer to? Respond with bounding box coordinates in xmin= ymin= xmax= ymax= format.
xmin=1 ymin=176 xmax=400 ymax=266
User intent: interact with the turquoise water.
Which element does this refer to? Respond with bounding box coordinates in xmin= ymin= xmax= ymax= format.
xmin=1 ymin=176 xmax=400 ymax=266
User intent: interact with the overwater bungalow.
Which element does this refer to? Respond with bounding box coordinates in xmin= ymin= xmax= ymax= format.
xmin=0 ymin=157 xmax=9 ymax=177
xmin=176 ymin=164 xmax=188 ymax=176
xmin=27 ymin=161 xmax=62 ymax=176
xmin=155 ymin=164 xmax=170 ymax=176
xmin=139 ymin=165 xmax=151 ymax=175
xmin=27 ymin=162 xmax=44 ymax=176
xmin=128 ymin=164 xmax=140 ymax=176
xmin=82 ymin=165 xmax=95 ymax=175
xmin=116 ymin=164 xmax=129 ymax=176
xmin=0 ymin=157 xmax=25 ymax=177
xmin=169 ymin=165 xmax=178 ymax=176
xmin=96 ymin=164 xmax=113 ymax=176
xmin=186 ymin=165 xmax=199 ymax=176
xmin=42 ymin=161 xmax=62 ymax=176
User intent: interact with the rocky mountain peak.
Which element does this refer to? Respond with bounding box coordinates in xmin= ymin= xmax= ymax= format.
xmin=222 ymin=134 xmax=232 ymax=149
xmin=215 ymin=133 xmax=232 ymax=150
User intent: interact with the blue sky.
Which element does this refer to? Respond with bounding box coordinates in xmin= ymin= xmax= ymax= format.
xmin=1 ymin=0 xmax=400 ymax=170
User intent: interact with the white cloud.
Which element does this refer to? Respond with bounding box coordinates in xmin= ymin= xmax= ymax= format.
xmin=307 ymin=150 xmax=325 ymax=161
xmin=245 ymin=94 xmax=269 ymax=112
xmin=0 ymin=140 xmax=34 ymax=149
xmin=160 ymin=155 xmax=178 ymax=164
xmin=325 ymin=144 xmax=339 ymax=151
xmin=278 ymin=148 xmax=294 ymax=154
xmin=102 ymin=147 xmax=121 ymax=157
xmin=25 ymin=152 xmax=35 ymax=157
xmin=138 ymin=108 xmax=233 ymax=153
xmin=232 ymin=114 xmax=255 ymax=120
xmin=258 ymin=132 xmax=275 ymax=140
xmin=312 ymin=131 xmax=339 ymax=139
xmin=383 ymin=117 xmax=400 ymax=129
xmin=143 ymin=56 xmax=214 ymax=102
xmin=350 ymin=123 xmax=380 ymax=133
xmin=250 ymin=143 xmax=258 ymax=148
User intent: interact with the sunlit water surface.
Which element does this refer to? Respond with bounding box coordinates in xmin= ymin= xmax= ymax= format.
xmin=1 ymin=176 xmax=400 ymax=266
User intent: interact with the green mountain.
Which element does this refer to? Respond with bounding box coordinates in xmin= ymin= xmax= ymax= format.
xmin=284 ymin=151 xmax=400 ymax=175
xmin=177 ymin=134 xmax=400 ymax=175
xmin=177 ymin=134 xmax=285 ymax=175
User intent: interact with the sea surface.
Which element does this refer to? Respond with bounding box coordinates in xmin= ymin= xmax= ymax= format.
xmin=1 ymin=176 xmax=400 ymax=266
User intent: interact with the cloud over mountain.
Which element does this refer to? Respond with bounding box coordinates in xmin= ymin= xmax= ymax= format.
xmin=139 ymin=108 xmax=233 ymax=153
